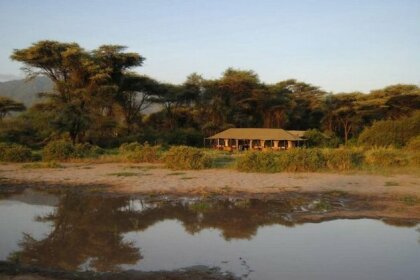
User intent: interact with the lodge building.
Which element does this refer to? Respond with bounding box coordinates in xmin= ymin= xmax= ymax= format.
xmin=205 ymin=128 xmax=306 ymax=151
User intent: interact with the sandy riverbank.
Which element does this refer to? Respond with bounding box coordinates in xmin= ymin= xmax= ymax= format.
xmin=0 ymin=163 xmax=419 ymax=196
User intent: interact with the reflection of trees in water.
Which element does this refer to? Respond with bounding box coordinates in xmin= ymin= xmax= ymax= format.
xmin=12 ymin=192 xmax=418 ymax=272
xmin=132 ymin=198 xmax=302 ymax=240
xmin=13 ymin=193 xmax=307 ymax=271
xmin=15 ymin=193 xmax=142 ymax=272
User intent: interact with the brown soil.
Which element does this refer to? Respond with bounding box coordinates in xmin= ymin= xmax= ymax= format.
xmin=0 ymin=163 xmax=419 ymax=196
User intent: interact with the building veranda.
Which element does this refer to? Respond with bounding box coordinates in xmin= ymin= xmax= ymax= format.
xmin=205 ymin=128 xmax=306 ymax=151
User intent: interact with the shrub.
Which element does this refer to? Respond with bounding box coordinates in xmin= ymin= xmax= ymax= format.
xmin=0 ymin=143 xmax=33 ymax=162
xmin=236 ymin=151 xmax=279 ymax=173
xmin=42 ymin=140 xmax=75 ymax=161
xmin=405 ymin=136 xmax=420 ymax=151
xmin=304 ymin=129 xmax=340 ymax=148
xmin=323 ymin=148 xmax=364 ymax=171
xmin=119 ymin=142 xmax=143 ymax=153
xmin=405 ymin=137 xmax=420 ymax=166
xmin=164 ymin=146 xmax=212 ymax=170
xmin=74 ymin=143 xmax=104 ymax=158
xmin=236 ymin=148 xmax=326 ymax=173
xmin=364 ymin=147 xmax=408 ymax=167
xmin=43 ymin=140 xmax=103 ymax=161
xmin=277 ymin=148 xmax=326 ymax=172
xmin=119 ymin=142 xmax=161 ymax=163
xmin=358 ymin=112 xmax=420 ymax=147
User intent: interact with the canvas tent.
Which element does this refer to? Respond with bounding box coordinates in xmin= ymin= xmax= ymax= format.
xmin=205 ymin=128 xmax=306 ymax=150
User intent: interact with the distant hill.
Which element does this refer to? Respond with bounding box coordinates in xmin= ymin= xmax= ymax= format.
xmin=0 ymin=76 xmax=52 ymax=107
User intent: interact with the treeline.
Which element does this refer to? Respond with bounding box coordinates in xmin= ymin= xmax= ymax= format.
xmin=0 ymin=40 xmax=419 ymax=148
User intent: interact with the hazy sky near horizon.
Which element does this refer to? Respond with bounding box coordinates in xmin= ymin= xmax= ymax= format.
xmin=0 ymin=0 xmax=419 ymax=92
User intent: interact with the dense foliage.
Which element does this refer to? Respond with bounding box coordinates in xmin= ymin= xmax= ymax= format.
xmin=323 ymin=148 xmax=364 ymax=171
xmin=364 ymin=147 xmax=408 ymax=167
xmin=164 ymin=146 xmax=212 ymax=170
xmin=0 ymin=143 xmax=32 ymax=162
xmin=358 ymin=112 xmax=420 ymax=147
xmin=119 ymin=142 xmax=161 ymax=163
xmin=235 ymin=147 xmax=417 ymax=173
xmin=42 ymin=140 xmax=103 ymax=161
xmin=0 ymin=40 xmax=419 ymax=149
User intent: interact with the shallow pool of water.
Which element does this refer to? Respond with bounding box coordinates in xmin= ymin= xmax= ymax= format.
xmin=0 ymin=190 xmax=419 ymax=280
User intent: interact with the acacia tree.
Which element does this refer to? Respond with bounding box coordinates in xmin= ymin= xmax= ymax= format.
xmin=118 ymin=74 xmax=160 ymax=133
xmin=198 ymin=68 xmax=262 ymax=129
xmin=11 ymin=41 xmax=145 ymax=143
xmin=328 ymin=93 xmax=363 ymax=144
xmin=0 ymin=96 xmax=26 ymax=120
xmin=277 ymin=79 xmax=326 ymax=130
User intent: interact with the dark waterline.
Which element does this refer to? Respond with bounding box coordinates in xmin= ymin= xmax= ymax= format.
xmin=0 ymin=189 xmax=419 ymax=280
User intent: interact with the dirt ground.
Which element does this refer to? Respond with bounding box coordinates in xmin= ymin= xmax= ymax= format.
xmin=0 ymin=163 xmax=419 ymax=196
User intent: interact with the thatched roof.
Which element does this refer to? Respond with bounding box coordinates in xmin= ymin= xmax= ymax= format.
xmin=207 ymin=128 xmax=305 ymax=141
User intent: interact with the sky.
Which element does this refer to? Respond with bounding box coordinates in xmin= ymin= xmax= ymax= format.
xmin=0 ymin=0 xmax=419 ymax=92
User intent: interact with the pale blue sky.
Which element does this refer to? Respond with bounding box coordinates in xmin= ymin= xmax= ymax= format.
xmin=0 ymin=0 xmax=419 ymax=92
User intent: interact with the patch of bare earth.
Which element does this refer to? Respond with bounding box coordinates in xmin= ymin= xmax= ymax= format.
xmin=1 ymin=163 xmax=418 ymax=196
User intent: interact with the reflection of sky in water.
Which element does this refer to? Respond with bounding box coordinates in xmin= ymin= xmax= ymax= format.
xmin=122 ymin=219 xmax=420 ymax=280
xmin=0 ymin=200 xmax=54 ymax=260
xmin=0 ymin=191 xmax=419 ymax=280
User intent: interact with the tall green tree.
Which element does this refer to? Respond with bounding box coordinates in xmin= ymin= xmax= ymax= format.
xmin=11 ymin=41 xmax=145 ymax=143
xmin=327 ymin=92 xmax=363 ymax=144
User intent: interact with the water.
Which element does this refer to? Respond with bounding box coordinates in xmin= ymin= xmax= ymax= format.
xmin=0 ymin=190 xmax=419 ymax=280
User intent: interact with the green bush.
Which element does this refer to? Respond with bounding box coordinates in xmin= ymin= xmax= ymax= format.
xmin=304 ymin=129 xmax=340 ymax=148
xmin=236 ymin=151 xmax=279 ymax=173
xmin=120 ymin=142 xmax=161 ymax=163
xmin=164 ymin=146 xmax=212 ymax=170
xmin=234 ymin=147 xmax=419 ymax=173
xmin=0 ymin=143 xmax=33 ymax=162
xmin=42 ymin=140 xmax=75 ymax=161
xmin=74 ymin=143 xmax=104 ymax=158
xmin=358 ymin=112 xmax=420 ymax=147
xmin=277 ymin=148 xmax=326 ymax=172
xmin=323 ymin=148 xmax=364 ymax=171
xmin=236 ymin=148 xmax=326 ymax=173
xmin=119 ymin=142 xmax=143 ymax=153
xmin=43 ymin=140 xmax=103 ymax=161
xmin=364 ymin=147 xmax=408 ymax=167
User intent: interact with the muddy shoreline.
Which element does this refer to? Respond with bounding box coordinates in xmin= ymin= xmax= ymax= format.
xmin=1 ymin=179 xmax=419 ymax=222
xmin=1 ymin=163 xmax=419 ymax=197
